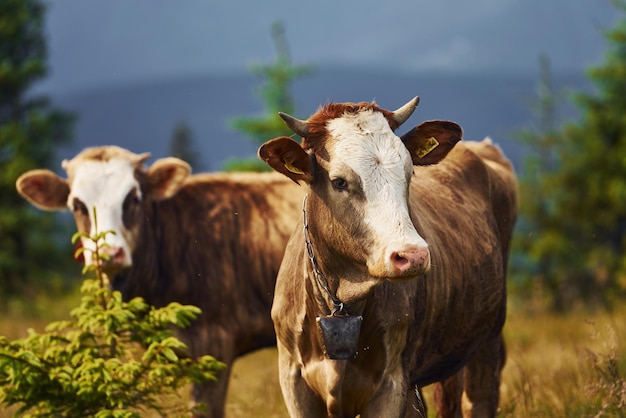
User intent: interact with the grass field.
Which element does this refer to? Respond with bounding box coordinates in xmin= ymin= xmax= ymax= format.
xmin=1 ymin=292 xmax=624 ymax=417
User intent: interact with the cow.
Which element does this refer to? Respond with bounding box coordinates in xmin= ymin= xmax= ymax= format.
xmin=257 ymin=97 xmax=518 ymax=418
xmin=15 ymin=146 xmax=306 ymax=418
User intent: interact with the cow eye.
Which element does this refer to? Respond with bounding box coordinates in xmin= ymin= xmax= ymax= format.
xmin=331 ymin=177 xmax=348 ymax=191
xmin=122 ymin=188 xmax=142 ymax=229
xmin=72 ymin=198 xmax=88 ymax=216
xmin=122 ymin=188 xmax=141 ymax=212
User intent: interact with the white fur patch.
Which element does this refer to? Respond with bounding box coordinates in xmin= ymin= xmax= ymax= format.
xmin=68 ymin=158 xmax=141 ymax=265
xmin=326 ymin=110 xmax=428 ymax=272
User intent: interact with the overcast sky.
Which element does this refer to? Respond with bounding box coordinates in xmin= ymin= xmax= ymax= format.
xmin=39 ymin=0 xmax=618 ymax=94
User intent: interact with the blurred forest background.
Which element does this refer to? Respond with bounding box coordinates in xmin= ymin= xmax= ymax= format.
xmin=2 ymin=0 xmax=625 ymax=312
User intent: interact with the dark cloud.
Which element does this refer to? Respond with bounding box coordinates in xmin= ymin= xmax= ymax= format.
xmin=39 ymin=0 xmax=617 ymax=93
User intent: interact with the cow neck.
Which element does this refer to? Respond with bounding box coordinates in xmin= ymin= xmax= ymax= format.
xmin=302 ymin=194 xmax=351 ymax=317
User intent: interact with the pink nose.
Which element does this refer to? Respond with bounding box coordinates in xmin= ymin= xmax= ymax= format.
xmin=390 ymin=247 xmax=430 ymax=276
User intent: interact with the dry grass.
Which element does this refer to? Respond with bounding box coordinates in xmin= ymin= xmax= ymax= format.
xmin=225 ymin=348 xmax=287 ymax=417
xmin=226 ymin=304 xmax=626 ymax=418
xmin=1 ymin=295 xmax=625 ymax=417
xmin=498 ymin=304 xmax=626 ymax=417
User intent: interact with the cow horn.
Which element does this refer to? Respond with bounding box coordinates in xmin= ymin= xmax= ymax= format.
xmin=279 ymin=112 xmax=309 ymax=138
xmin=133 ymin=152 xmax=152 ymax=166
xmin=392 ymin=96 xmax=420 ymax=126
xmin=137 ymin=152 xmax=151 ymax=163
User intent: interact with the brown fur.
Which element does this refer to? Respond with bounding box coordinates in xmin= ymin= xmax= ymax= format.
xmin=113 ymin=170 xmax=305 ymax=417
xmin=304 ymin=101 xmax=398 ymax=153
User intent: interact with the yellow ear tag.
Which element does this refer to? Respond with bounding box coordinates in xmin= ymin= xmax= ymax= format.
xmin=415 ymin=137 xmax=439 ymax=158
xmin=284 ymin=160 xmax=305 ymax=175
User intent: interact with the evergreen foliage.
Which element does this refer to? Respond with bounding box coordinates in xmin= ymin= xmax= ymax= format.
xmin=224 ymin=21 xmax=313 ymax=172
xmin=0 ymin=0 xmax=76 ymax=297
xmin=514 ymin=4 xmax=626 ymax=310
xmin=0 ymin=214 xmax=224 ymax=417
xmin=169 ymin=121 xmax=203 ymax=172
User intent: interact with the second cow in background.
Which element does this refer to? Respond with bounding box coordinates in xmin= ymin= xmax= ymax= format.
xmin=16 ymin=146 xmax=305 ymax=418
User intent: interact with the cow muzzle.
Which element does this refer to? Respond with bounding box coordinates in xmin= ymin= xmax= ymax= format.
xmin=390 ymin=247 xmax=431 ymax=277
xmin=370 ymin=246 xmax=430 ymax=279
xmin=99 ymin=246 xmax=129 ymax=274
xmin=83 ymin=245 xmax=130 ymax=274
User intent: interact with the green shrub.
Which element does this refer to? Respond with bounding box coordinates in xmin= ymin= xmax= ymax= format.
xmin=0 ymin=216 xmax=224 ymax=417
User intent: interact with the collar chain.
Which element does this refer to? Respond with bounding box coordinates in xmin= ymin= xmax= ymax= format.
xmin=302 ymin=194 xmax=348 ymax=316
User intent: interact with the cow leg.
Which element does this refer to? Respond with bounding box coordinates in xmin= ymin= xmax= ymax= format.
xmin=276 ymin=347 xmax=326 ymax=417
xmin=278 ymin=373 xmax=326 ymax=418
xmin=360 ymin=369 xmax=408 ymax=418
xmin=433 ymin=372 xmax=463 ymax=418
xmin=459 ymin=334 xmax=506 ymax=418
xmin=190 ymin=367 xmax=232 ymax=418
xmin=184 ymin=329 xmax=236 ymax=418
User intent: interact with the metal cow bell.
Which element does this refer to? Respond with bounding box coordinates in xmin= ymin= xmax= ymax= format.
xmin=316 ymin=314 xmax=363 ymax=360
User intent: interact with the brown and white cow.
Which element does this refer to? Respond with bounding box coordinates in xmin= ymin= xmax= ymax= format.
xmin=16 ymin=146 xmax=305 ymax=418
xmin=258 ymin=97 xmax=517 ymax=417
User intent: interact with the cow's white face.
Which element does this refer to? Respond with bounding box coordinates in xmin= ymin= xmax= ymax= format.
xmin=68 ymin=158 xmax=142 ymax=270
xmin=16 ymin=146 xmax=191 ymax=275
xmin=259 ymin=98 xmax=462 ymax=282
xmin=322 ymin=110 xmax=430 ymax=278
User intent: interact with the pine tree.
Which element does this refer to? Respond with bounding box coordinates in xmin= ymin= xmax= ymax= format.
xmin=224 ymin=21 xmax=313 ymax=171
xmin=512 ymin=55 xmax=565 ymax=307
xmin=169 ymin=120 xmax=203 ymax=172
xmin=515 ymin=5 xmax=626 ymax=309
xmin=0 ymin=0 xmax=76 ymax=297
xmin=0 ymin=226 xmax=223 ymax=416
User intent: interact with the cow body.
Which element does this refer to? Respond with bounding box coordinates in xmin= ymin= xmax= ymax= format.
xmin=16 ymin=146 xmax=305 ymax=418
xmin=259 ymin=99 xmax=517 ymax=417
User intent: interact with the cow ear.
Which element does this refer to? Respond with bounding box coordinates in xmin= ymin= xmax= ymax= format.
xmin=146 ymin=157 xmax=191 ymax=200
xmin=401 ymin=120 xmax=462 ymax=166
xmin=16 ymin=169 xmax=70 ymax=210
xmin=258 ymin=136 xmax=313 ymax=184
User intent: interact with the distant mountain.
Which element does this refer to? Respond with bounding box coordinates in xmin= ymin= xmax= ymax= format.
xmin=48 ymin=68 xmax=594 ymax=174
